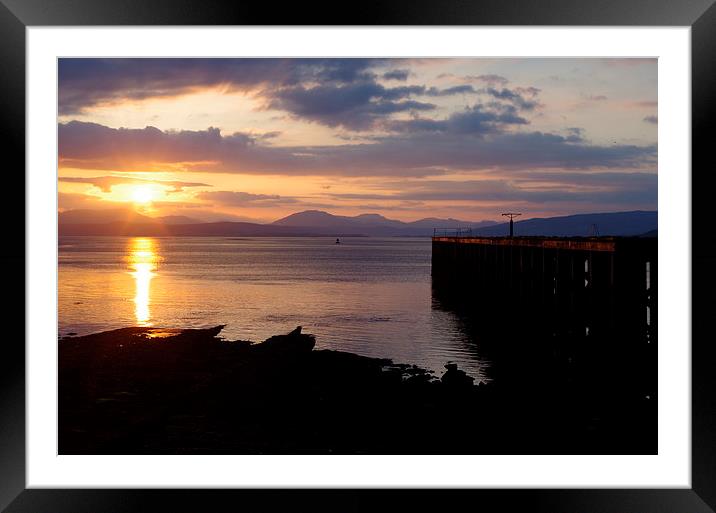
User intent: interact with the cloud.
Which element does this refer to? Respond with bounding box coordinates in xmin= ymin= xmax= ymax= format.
xmin=425 ymin=85 xmax=476 ymax=96
xmin=515 ymin=87 xmax=540 ymax=97
xmin=468 ymin=74 xmax=510 ymax=86
xmin=385 ymin=104 xmax=528 ymax=135
xmin=643 ymin=115 xmax=658 ymax=124
xmin=59 ymin=121 xmax=657 ymax=177
xmin=59 ymin=121 xmax=264 ymax=171
xmin=437 ymin=73 xmax=510 ymax=87
xmin=58 ymin=191 xmax=114 ymax=211
xmin=197 ymin=191 xmax=350 ymax=214
xmin=478 ymin=87 xmax=542 ymax=111
xmin=196 ymin=190 xmax=301 ymax=207
xmin=59 ymin=175 xmax=210 ymax=192
xmin=58 ymin=58 xmax=388 ymax=115
xmin=334 ymin=131 xmax=656 ymax=174
xmin=265 ymin=81 xmax=504 ymax=130
xmin=59 ymin=59 xmax=546 ymax=135
xmin=564 ymin=127 xmax=586 ymax=143
xmin=257 ymin=131 xmax=282 ymax=141
xmin=382 ymin=69 xmax=410 ymax=81
xmin=265 ymin=82 xmax=435 ymax=130
xmin=325 ymin=172 xmax=657 ymax=206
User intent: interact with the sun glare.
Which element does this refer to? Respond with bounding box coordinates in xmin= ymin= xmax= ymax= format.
xmin=132 ymin=185 xmax=155 ymax=204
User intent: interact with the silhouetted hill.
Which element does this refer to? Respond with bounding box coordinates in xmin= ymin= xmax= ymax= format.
xmin=472 ymin=211 xmax=657 ymax=237
xmin=59 ymin=208 xmax=154 ymax=225
xmin=157 ymin=215 xmax=203 ymax=225
xmin=59 ymin=209 xmax=203 ymax=226
xmin=57 ymin=208 xmax=657 ymax=237
xmin=272 ymin=210 xmax=494 ymax=236
xmin=273 ymin=210 xmax=361 ymax=228
xmin=351 ymin=213 xmax=406 ymax=228
xmin=57 ymin=208 xmax=368 ymax=236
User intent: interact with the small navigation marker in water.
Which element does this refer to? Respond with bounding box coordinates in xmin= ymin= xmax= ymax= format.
xmin=335 ymin=238 xmax=341 ymax=244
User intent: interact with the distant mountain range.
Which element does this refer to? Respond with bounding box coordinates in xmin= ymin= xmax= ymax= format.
xmin=58 ymin=208 xmax=657 ymax=237
xmin=471 ymin=210 xmax=658 ymax=237
xmin=58 ymin=208 xmax=203 ymax=226
xmin=271 ymin=210 xmax=497 ymax=236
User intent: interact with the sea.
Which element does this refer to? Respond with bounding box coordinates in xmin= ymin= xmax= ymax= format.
xmin=58 ymin=236 xmax=491 ymax=382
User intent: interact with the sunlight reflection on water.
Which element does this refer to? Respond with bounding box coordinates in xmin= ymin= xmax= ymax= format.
xmin=126 ymin=238 xmax=162 ymax=326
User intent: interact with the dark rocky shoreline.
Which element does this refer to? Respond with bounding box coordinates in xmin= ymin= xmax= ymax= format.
xmin=59 ymin=325 xmax=655 ymax=455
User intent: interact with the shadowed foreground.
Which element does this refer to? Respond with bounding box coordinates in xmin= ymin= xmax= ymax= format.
xmin=59 ymin=326 xmax=654 ymax=454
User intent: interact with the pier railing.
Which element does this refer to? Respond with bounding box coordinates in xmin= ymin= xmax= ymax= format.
xmin=433 ymin=227 xmax=473 ymax=237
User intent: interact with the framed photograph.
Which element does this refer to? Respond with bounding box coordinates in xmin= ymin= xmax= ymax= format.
xmin=4 ymin=0 xmax=715 ymax=511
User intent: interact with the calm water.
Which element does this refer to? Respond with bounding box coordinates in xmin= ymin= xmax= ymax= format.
xmin=58 ymin=236 xmax=490 ymax=381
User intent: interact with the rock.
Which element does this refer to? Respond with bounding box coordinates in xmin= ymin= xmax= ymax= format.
xmin=258 ymin=326 xmax=316 ymax=355
xmin=441 ymin=363 xmax=474 ymax=388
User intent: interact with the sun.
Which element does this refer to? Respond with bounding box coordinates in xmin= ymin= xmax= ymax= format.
xmin=131 ymin=185 xmax=155 ymax=205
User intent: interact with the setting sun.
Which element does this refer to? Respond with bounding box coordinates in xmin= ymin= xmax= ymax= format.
xmin=132 ymin=185 xmax=155 ymax=204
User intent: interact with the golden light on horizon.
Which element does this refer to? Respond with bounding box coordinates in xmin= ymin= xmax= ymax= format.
xmin=127 ymin=238 xmax=160 ymax=326
xmin=131 ymin=185 xmax=155 ymax=205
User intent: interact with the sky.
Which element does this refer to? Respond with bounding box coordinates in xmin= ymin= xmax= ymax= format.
xmin=57 ymin=58 xmax=657 ymax=223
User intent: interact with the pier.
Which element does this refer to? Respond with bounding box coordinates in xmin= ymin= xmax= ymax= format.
xmin=432 ymin=235 xmax=657 ymax=347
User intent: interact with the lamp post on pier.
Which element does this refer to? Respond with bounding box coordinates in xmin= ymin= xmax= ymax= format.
xmin=501 ymin=212 xmax=522 ymax=237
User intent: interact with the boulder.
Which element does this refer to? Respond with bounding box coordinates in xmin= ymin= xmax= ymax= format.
xmin=441 ymin=363 xmax=474 ymax=388
xmin=258 ymin=326 xmax=316 ymax=355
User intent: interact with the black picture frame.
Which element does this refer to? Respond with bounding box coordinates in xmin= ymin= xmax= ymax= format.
xmin=2 ymin=1 xmax=714 ymax=511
